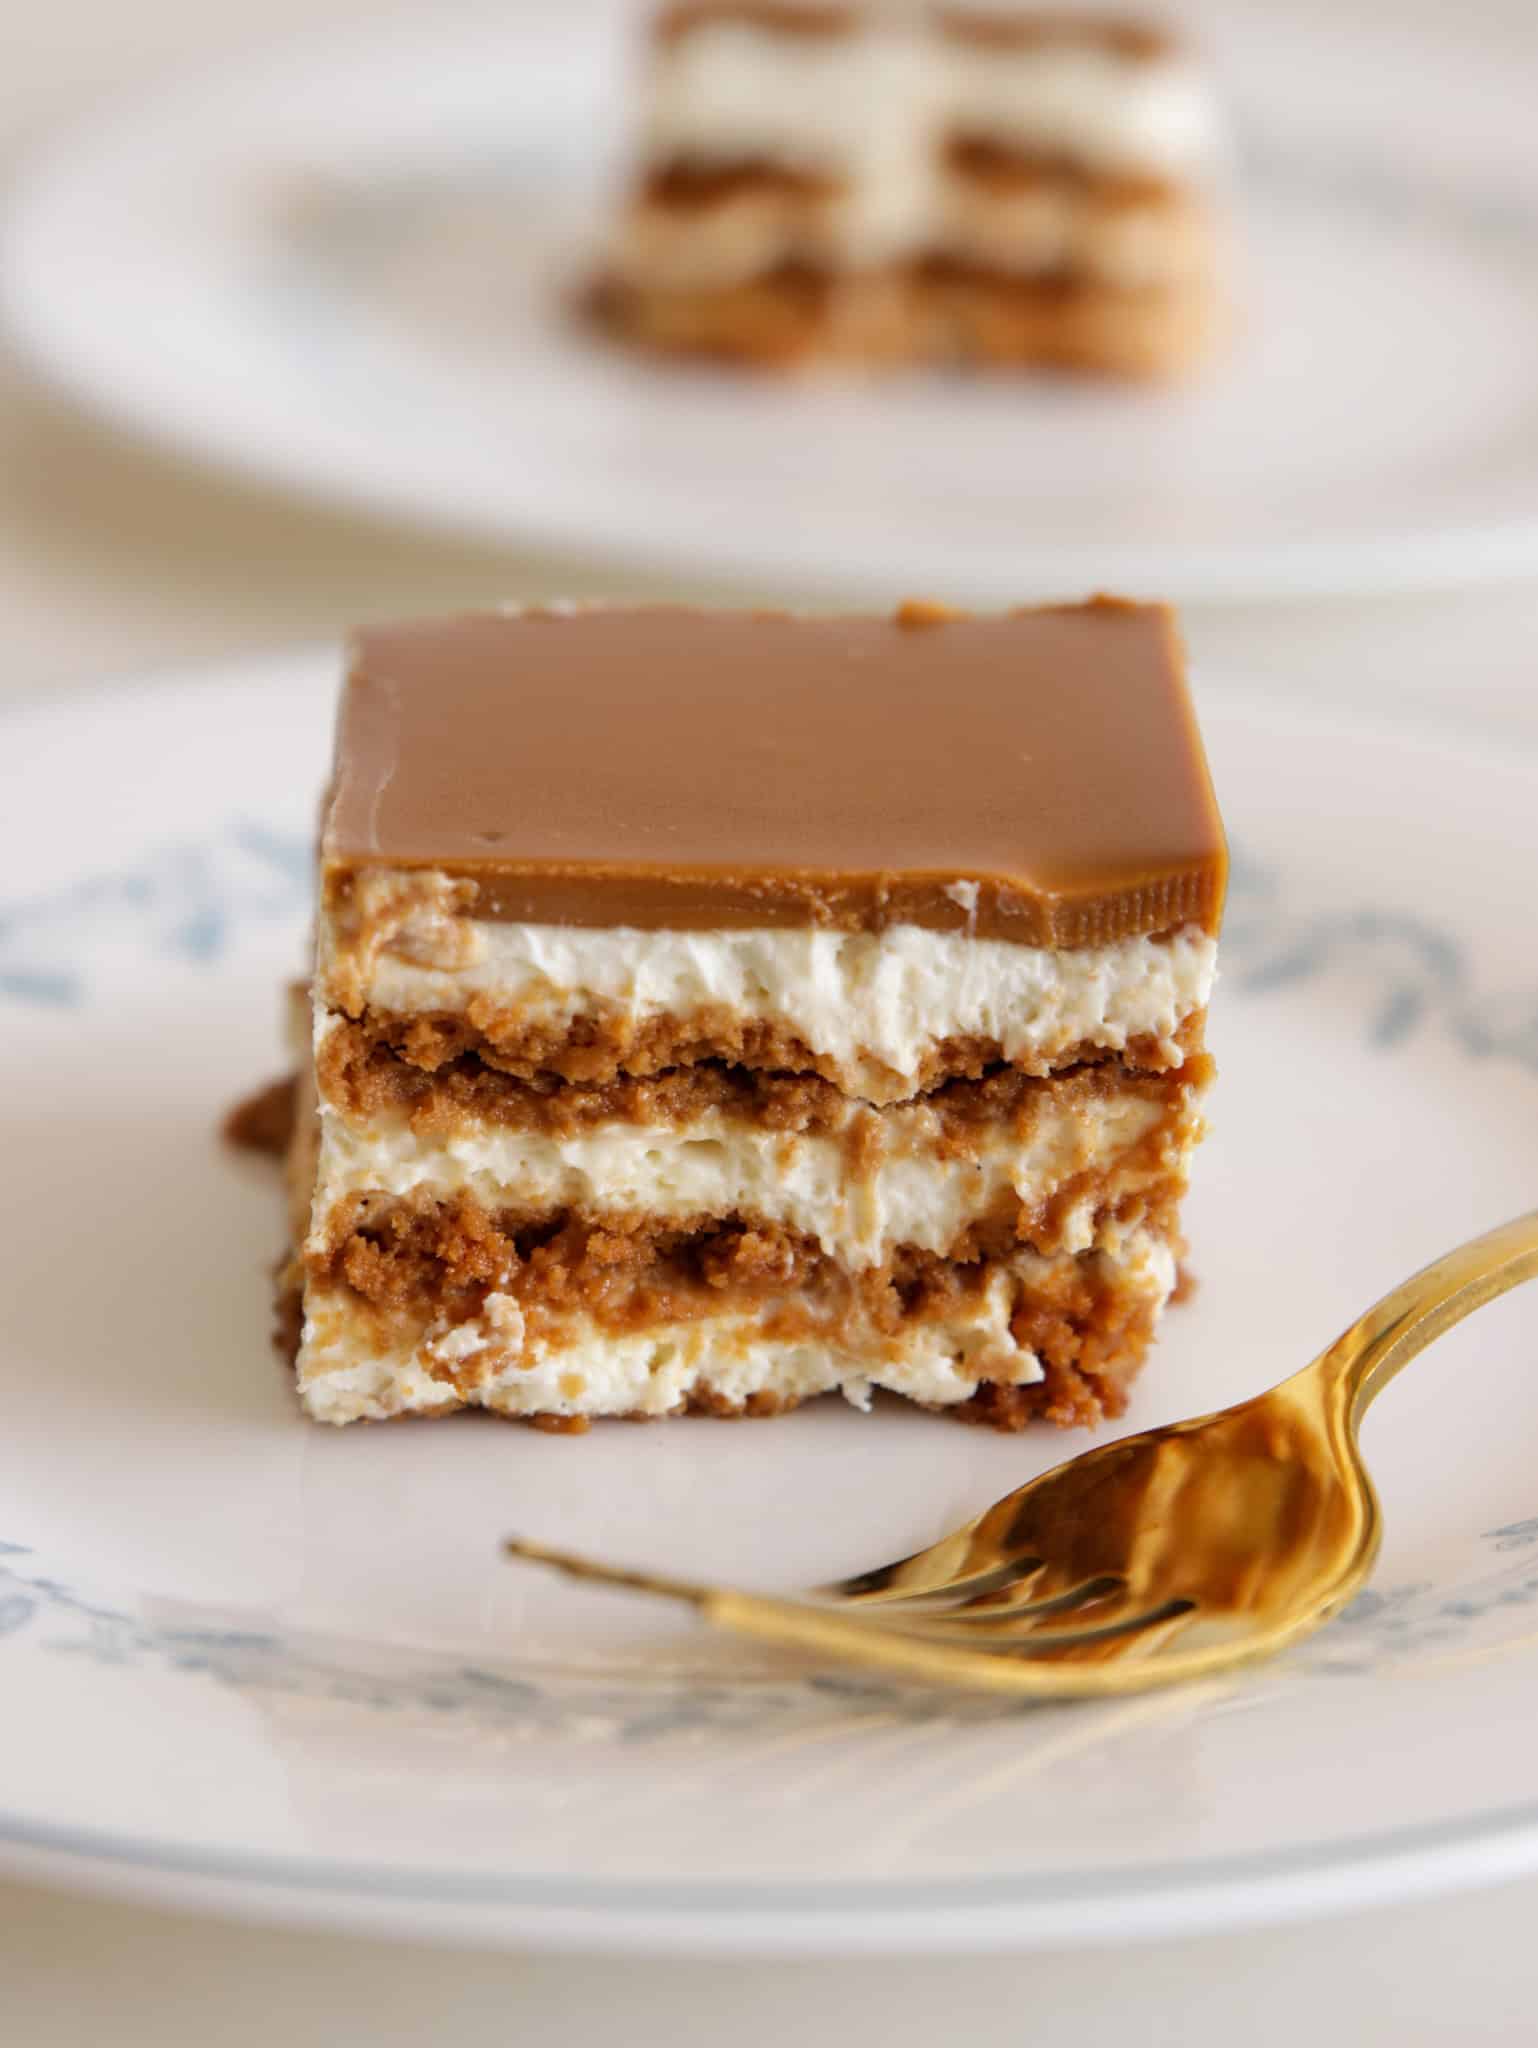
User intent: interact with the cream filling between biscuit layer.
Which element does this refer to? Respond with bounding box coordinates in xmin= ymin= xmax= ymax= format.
xmin=307 ymin=1084 xmax=1192 ymax=1268
xmin=296 ymin=1227 xmax=1178 ymax=1425
xmin=642 ymin=22 xmax=1221 ymax=184
xmin=613 ymin=176 xmax=1209 ymax=290
xmin=629 ymin=25 xmax=1219 ymax=283
xmin=318 ymin=903 xmax=1216 ymax=1104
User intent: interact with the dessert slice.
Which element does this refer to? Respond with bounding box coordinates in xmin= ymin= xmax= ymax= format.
xmin=593 ymin=2 xmax=1226 ymax=374
xmin=284 ymin=599 xmax=1224 ymax=1428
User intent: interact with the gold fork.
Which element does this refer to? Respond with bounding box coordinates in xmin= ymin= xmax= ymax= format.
xmin=505 ymin=1212 xmax=1538 ymax=1698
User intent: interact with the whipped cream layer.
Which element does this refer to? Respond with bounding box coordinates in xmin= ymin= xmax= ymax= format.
xmin=645 ymin=21 xmax=926 ymax=260
xmin=941 ymin=36 xmax=1219 ymax=176
xmin=318 ymin=904 xmax=1216 ymax=1103
xmin=308 ymin=1078 xmax=1193 ymax=1269
xmin=296 ymin=1228 xmax=1176 ymax=1425
xmin=643 ymin=19 xmax=1220 ymax=183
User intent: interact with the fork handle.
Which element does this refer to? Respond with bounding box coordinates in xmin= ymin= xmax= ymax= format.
xmin=1323 ymin=1209 xmax=1538 ymax=1415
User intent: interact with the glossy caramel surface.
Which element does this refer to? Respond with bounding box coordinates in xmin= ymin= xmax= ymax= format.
xmin=324 ymin=601 xmax=1226 ymax=946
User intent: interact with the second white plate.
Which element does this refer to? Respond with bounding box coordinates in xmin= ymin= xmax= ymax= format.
xmin=6 ymin=1 xmax=1538 ymax=601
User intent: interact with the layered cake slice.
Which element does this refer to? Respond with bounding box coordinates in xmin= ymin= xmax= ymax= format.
xmin=284 ymin=599 xmax=1224 ymax=1428
xmin=594 ymin=2 xmax=1226 ymax=373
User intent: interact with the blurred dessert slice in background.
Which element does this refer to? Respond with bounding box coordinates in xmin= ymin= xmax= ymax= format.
xmin=591 ymin=2 xmax=1226 ymax=375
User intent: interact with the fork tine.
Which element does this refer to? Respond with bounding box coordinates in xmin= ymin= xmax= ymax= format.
xmin=893 ymin=1572 xmax=1128 ymax=1627
xmin=1096 ymin=1600 xmax=1203 ymax=1661
xmin=860 ymin=1581 xmax=1122 ymax=1630
xmin=818 ymin=1453 xmax=1120 ymax=1606
xmin=878 ymin=1580 xmax=1146 ymax=1645
xmin=984 ymin=1597 xmax=1201 ymax=1661
xmin=507 ymin=1539 xmax=1228 ymax=1696
xmin=822 ymin=1549 xmax=1047 ymax=1608
xmin=863 ymin=1597 xmax=1199 ymax=1662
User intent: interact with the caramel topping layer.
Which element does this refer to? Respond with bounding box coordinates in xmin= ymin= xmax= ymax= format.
xmin=325 ymin=603 xmax=1226 ymax=948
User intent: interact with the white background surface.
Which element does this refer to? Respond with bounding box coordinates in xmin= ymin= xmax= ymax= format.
xmin=3 ymin=1874 xmax=1537 ymax=2045
xmin=6 ymin=0 xmax=1538 ymax=2039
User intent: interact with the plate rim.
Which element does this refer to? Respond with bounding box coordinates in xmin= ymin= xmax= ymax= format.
xmin=8 ymin=7 xmax=1538 ymax=604
xmin=5 ymin=1792 xmax=1538 ymax=1956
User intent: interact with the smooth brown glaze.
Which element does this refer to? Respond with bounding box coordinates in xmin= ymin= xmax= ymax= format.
xmin=323 ymin=601 xmax=1226 ymax=949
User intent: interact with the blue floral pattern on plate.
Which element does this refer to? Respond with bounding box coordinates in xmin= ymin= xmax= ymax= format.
xmin=8 ymin=825 xmax=1538 ymax=1074
xmin=6 ymin=823 xmax=1538 ymax=1738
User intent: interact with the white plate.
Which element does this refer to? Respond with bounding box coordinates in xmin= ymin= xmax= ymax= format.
xmin=6 ymin=653 xmax=1538 ymax=1955
xmin=6 ymin=2 xmax=1538 ymax=601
